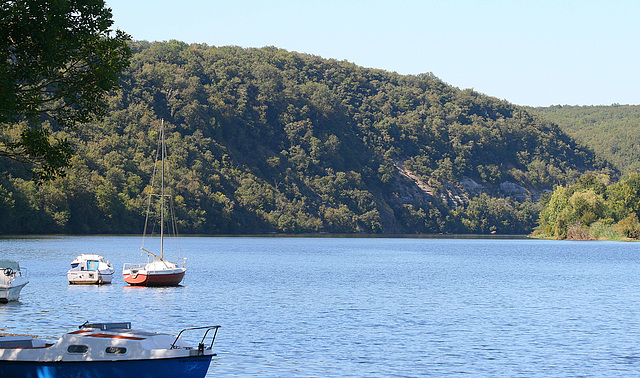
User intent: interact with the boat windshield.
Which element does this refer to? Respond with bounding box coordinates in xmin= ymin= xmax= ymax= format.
xmin=0 ymin=260 xmax=19 ymax=270
xmin=87 ymin=261 xmax=99 ymax=270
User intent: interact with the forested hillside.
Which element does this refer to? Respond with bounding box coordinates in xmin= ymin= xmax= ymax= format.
xmin=0 ymin=41 xmax=608 ymax=235
xmin=530 ymin=105 xmax=640 ymax=174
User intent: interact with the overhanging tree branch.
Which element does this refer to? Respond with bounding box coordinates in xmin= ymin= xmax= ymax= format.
xmin=0 ymin=0 xmax=131 ymax=181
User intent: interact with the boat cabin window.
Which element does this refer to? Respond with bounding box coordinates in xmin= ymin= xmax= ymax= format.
xmin=71 ymin=263 xmax=79 ymax=268
xmin=87 ymin=261 xmax=99 ymax=270
xmin=106 ymin=346 xmax=127 ymax=354
xmin=67 ymin=345 xmax=89 ymax=354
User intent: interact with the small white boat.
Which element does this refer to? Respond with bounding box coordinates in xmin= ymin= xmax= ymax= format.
xmin=0 ymin=321 xmax=220 ymax=378
xmin=67 ymin=254 xmax=114 ymax=285
xmin=0 ymin=260 xmax=28 ymax=303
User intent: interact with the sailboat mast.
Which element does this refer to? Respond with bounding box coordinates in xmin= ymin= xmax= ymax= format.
xmin=160 ymin=120 xmax=165 ymax=260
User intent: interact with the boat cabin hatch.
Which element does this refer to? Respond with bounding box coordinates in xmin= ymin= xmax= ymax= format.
xmin=71 ymin=260 xmax=99 ymax=270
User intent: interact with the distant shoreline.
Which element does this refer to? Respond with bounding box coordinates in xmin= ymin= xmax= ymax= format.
xmin=528 ymin=233 xmax=637 ymax=242
xmin=0 ymin=233 xmax=531 ymax=240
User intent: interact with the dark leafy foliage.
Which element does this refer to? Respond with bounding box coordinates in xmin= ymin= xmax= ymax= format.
xmin=0 ymin=0 xmax=131 ymax=181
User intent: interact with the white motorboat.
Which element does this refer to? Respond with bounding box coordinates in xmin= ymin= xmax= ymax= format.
xmin=0 ymin=260 xmax=28 ymax=303
xmin=67 ymin=254 xmax=115 ymax=285
xmin=0 ymin=321 xmax=220 ymax=378
xmin=123 ymin=120 xmax=186 ymax=287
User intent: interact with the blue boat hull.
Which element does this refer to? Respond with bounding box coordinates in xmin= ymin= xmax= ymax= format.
xmin=0 ymin=355 xmax=212 ymax=378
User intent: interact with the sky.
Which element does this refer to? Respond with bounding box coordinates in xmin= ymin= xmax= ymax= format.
xmin=105 ymin=0 xmax=640 ymax=107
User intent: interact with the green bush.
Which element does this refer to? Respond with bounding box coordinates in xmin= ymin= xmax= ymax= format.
xmin=589 ymin=221 xmax=622 ymax=240
xmin=614 ymin=214 xmax=640 ymax=239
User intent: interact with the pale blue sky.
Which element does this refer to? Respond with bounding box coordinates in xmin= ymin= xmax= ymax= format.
xmin=105 ymin=0 xmax=640 ymax=106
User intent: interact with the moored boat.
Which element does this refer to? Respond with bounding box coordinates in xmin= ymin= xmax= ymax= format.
xmin=123 ymin=120 xmax=186 ymax=287
xmin=0 ymin=321 xmax=220 ymax=378
xmin=67 ymin=254 xmax=115 ymax=285
xmin=0 ymin=260 xmax=28 ymax=303
xmin=123 ymin=259 xmax=186 ymax=286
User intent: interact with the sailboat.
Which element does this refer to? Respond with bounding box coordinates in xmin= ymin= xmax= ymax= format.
xmin=123 ymin=121 xmax=186 ymax=286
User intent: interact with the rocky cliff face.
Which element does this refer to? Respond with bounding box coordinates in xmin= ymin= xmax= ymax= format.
xmin=396 ymin=163 xmax=544 ymax=208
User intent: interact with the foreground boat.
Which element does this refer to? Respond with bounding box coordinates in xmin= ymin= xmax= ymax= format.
xmin=123 ymin=120 xmax=186 ymax=287
xmin=0 ymin=322 xmax=220 ymax=378
xmin=67 ymin=254 xmax=115 ymax=285
xmin=0 ymin=260 xmax=28 ymax=303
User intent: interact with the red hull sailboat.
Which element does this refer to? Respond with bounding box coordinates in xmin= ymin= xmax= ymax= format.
xmin=122 ymin=259 xmax=185 ymax=286
xmin=123 ymin=120 xmax=186 ymax=287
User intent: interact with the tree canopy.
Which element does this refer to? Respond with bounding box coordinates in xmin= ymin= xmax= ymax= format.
xmin=530 ymin=105 xmax=640 ymax=174
xmin=0 ymin=0 xmax=130 ymax=181
xmin=0 ymin=42 xmax=610 ymax=235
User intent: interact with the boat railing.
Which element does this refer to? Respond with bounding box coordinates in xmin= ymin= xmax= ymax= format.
xmin=123 ymin=263 xmax=147 ymax=271
xmin=171 ymin=325 xmax=221 ymax=354
xmin=126 ymin=256 xmax=186 ymax=269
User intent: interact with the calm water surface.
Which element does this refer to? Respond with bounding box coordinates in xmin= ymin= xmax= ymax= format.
xmin=1 ymin=236 xmax=640 ymax=376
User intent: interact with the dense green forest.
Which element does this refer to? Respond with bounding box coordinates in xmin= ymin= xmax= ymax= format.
xmin=0 ymin=41 xmax=609 ymax=235
xmin=530 ymin=105 xmax=640 ymax=174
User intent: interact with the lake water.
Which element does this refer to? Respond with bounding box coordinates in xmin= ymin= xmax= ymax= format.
xmin=1 ymin=236 xmax=640 ymax=376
